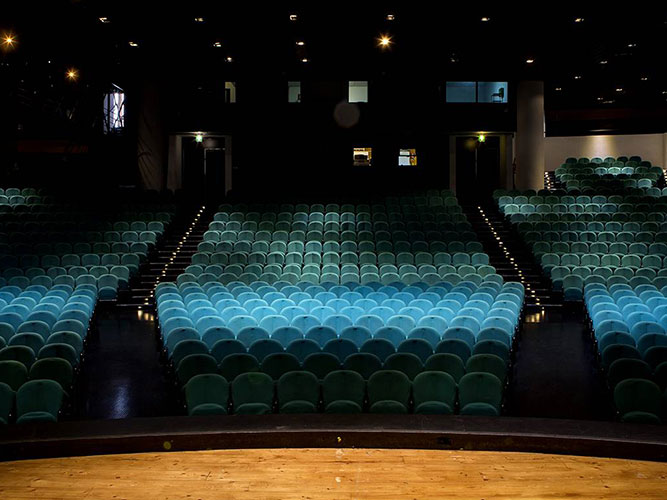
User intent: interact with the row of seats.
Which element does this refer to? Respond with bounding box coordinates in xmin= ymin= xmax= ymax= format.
xmin=196 ymin=240 xmax=484 ymax=256
xmin=183 ymin=369 xmax=504 ymax=415
xmin=500 ymin=194 xmax=667 ymax=206
xmin=502 ymin=202 xmax=667 ymax=215
xmin=563 ymin=156 xmax=647 ymax=164
xmin=0 ymin=283 xmax=95 ymax=424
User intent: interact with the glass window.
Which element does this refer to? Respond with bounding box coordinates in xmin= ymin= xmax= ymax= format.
xmin=478 ymin=82 xmax=508 ymax=103
xmin=398 ymin=149 xmax=417 ymax=166
xmin=348 ymin=81 xmax=368 ymax=103
xmin=353 ymin=147 xmax=372 ymax=167
xmin=288 ymin=81 xmax=301 ymax=103
xmin=103 ymin=85 xmax=125 ymax=134
xmin=445 ymin=82 xmax=476 ymax=103
xmin=224 ymin=81 xmax=237 ymax=103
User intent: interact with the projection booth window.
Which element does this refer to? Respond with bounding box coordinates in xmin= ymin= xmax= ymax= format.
xmin=103 ymin=85 xmax=125 ymax=134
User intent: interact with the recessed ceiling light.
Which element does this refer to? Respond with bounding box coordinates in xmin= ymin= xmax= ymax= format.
xmin=296 ymin=41 xmax=305 ymax=46
xmin=600 ymin=60 xmax=608 ymax=64
xmin=99 ymin=17 xmax=110 ymax=24
xmin=2 ymin=33 xmax=16 ymax=48
xmin=289 ymin=14 xmax=298 ymax=21
xmin=574 ymin=75 xmax=582 ymax=79
xmin=481 ymin=17 xmax=491 ymax=22
xmin=574 ymin=17 xmax=584 ymax=23
xmin=386 ymin=14 xmax=395 ymax=21
xmin=66 ymin=68 xmax=78 ymax=80
xmin=662 ymin=91 xmax=667 ymax=94
xmin=194 ymin=17 xmax=204 ymax=23
xmin=641 ymin=77 xmax=648 ymax=81
xmin=526 ymin=58 xmax=535 ymax=64
xmin=226 ymin=56 xmax=233 ymax=62
xmin=597 ymin=97 xmax=604 ymax=101
xmin=555 ymin=87 xmax=562 ymax=91
xmin=301 ymin=58 xmax=308 ymax=63
xmin=213 ymin=42 xmax=222 ymax=48
xmin=615 ymin=88 xmax=623 ymax=92
xmin=129 ymin=41 xmax=139 ymax=47
xmin=378 ymin=34 xmax=392 ymax=48
xmin=628 ymin=43 xmax=636 ymax=48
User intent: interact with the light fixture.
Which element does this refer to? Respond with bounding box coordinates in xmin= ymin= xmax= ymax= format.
xmin=478 ymin=134 xmax=486 ymax=143
xmin=574 ymin=75 xmax=582 ymax=79
xmin=481 ymin=17 xmax=491 ymax=22
xmin=640 ymin=76 xmax=648 ymax=81
xmin=386 ymin=14 xmax=395 ymax=21
xmin=555 ymin=87 xmax=562 ymax=91
xmin=2 ymin=32 xmax=16 ymax=49
xmin=289 ymin=14 xmax=298 ymax=21
xmin=526 ymin=58 xmax=534 ymax=64
xmin=195 ymin=133 xmax=204 ymax=143
xmin=129 ymin=41 xmax=139 ymax=47
xmin=378 ymin=34 xmax=392 ymax=48
xmin=66 ymin=68 xmax=78 ymax=81
xmin=600 ymin=60 xmax=608 ymax=64
xmin=213 ymin=42 xmax=222 ymax=48
xmin=296 ymin=40 xmax=305 ymax=46
xmin=627 ymin=43 xmax=636 ymax=48
xmin=98 ymin=17 xmax=110 ymax=24
xmin=194 ymin=17 xmax=204 ymax=23
xmin=574 ymin=17 xmax=584 ymax=23
xmin=226 ymin=56 xmax=233 ymax=62
xmin=615 ymin=88 xmax=623 ymax=92
xmin=301 ymin=57 xmax=308 ymax=63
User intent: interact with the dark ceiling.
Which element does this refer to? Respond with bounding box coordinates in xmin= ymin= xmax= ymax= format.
xmin=2 ymin=1 xmax=667 ymax=109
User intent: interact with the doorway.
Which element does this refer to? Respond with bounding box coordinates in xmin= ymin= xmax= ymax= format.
xmin=181 ymin=136 xmax=226 ymax=200
xmin=455 ymin=136 xmax=500 ymax=201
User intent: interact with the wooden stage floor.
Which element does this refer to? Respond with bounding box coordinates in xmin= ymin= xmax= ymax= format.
xmin=0 ymin=448 xmax=666 ymax=499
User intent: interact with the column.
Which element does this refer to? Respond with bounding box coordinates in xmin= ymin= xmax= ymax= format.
xmin=515 ymin=81 xmax=545 ymax=191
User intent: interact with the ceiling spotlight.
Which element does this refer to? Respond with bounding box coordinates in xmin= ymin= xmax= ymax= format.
xmin=555 ymin=87 xmax=562 ymax=91
xmin=640 ymin=77 xmax=648 ymax=81
xmin=98 ymin=17 xmax=110 ymax=24
xmin=597 ymin=97 xmax=604 ymax=101
xmin=574 ymin=17 xmax=584 ymax=23
xmin=378 ymin=34 xmax=392 ymax=48
xmin=289 ymin=14 xmax=298 ymax=21
xmin=481 ymin=17 xmax=491 ymax=22
xmin=615 ymin=88 xmax=623 ymax=92
xmin=526 ymin=58 xmax=535 ymax=64
xmin=574 ymin=75 xmax=582 ymax=79
xmin=600 ymin=60 xmax=608 ymax=64
xmin=296 ymin=40 xmax=305 ymax=46
xmin=627 ymin=43 xmax=636 ymax=48
xmin=301 ymin=58 xmax=309 ymax=63
xmin=66 ymin=68 xmax=78 ymax=81
xmin=386 ymin=14 xmax=395 ymax=21
xmin=226 ymin=56 xmax=233 ymax=62
xmin=213 ymin=41 xmax=222 ymax=48
xmin=194 ymin=17 xmax=204 ymax=23
xmin=129 ymin=41 xmax=139 ymax=47
xmin=2 ymin=33 xmax=16 ymax=49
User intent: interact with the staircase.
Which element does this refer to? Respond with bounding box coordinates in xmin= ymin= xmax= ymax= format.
xmin=463 ymin=203 xmax=555 ymax=307
xmin=121 ymin=205 xmax=213 ymax=308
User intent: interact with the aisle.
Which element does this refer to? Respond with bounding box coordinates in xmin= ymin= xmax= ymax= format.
xmin=73 ymin=308 xmax=178 ymax=419
xmin=506 ymin=307 xmax=611 ymax=420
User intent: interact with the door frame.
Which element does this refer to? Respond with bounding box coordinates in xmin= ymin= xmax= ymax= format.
xmin=449 ymin=132 xmax=514 ymax=196
xmin=167 ymin=133 xmax=232 ymax=193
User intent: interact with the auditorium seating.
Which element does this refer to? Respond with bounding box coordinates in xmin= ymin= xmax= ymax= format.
xmin=0 ymin=188 xmax=174 ymax=299
xmin=0 ymin=188 xmax=176 ymax=424
xmin=160 ymin=192 xmax=523 ymax=416
xmin=495 ymin=158 xmax=667 ymax=301
xmin=585 ymin=282 xmax=667 ymax=423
